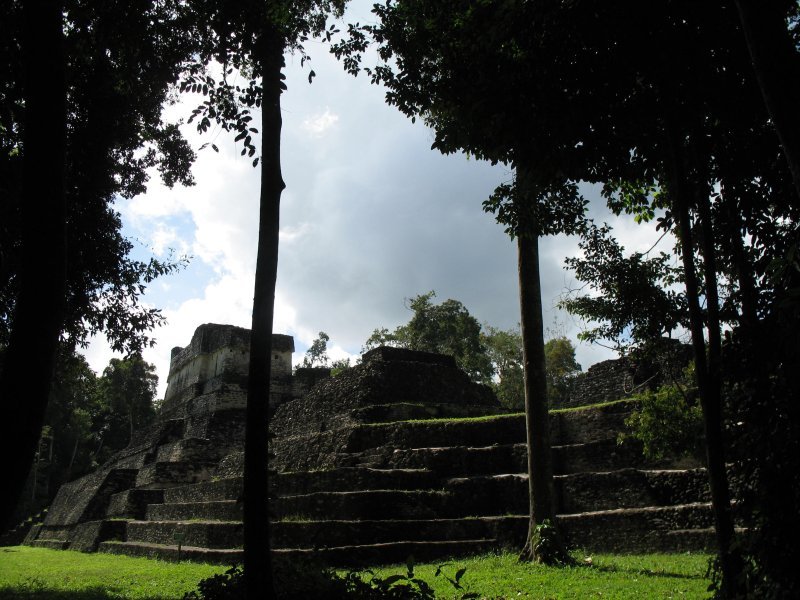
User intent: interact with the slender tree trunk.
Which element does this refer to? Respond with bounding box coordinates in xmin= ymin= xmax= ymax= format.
xmin=735 ymin=0 xmax=800 ymax=202
xmin=0 ymin=0 xmax=66 ymax=530
xmin=243 ymin=28 xmax=284 ymax=600
xmin=515 ymin=170 xmax=569 ymax=565
xmin=665 ymin=131 xmax=741 ymax=597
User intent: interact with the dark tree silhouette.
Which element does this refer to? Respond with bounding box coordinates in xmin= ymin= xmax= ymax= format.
xmin=0 ymin=0 xmax=67 ymax=531
xmin=735 ymin=0 xmax=800 ymax=201
xmin=0 ymin=0 xmax=198 ymax=530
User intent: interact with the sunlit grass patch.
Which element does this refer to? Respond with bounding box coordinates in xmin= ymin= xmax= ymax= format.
xmin=0 ymin=546 xmax=225 ymax=599
xmin=364 ymin=551 xmax=713 ymax=599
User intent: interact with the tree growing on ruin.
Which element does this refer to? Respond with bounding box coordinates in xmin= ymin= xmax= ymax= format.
xmin=301 ymin=332 xmax=331 ymax=368
xmin=364 ymin=291 xmax=494 ymax=384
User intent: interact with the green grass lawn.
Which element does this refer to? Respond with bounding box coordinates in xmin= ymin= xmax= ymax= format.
xmin=0 ymin=546 xmax=713 ymax=599
xmin=0 ymin=546 xmax=225 ymax=599
xmin=369 ymin=551 xmax=714 ymax=599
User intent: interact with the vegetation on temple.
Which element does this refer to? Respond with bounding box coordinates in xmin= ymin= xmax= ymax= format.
xmin=363 ymin=292 xmax=580 ymax=410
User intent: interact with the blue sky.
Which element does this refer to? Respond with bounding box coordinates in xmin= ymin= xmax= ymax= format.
xmin=81 ymin=0 xmax=671 ymax=398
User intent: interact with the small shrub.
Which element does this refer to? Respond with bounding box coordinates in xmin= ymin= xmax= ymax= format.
xmin=182 ymin=559 xmax=476 ymax=599
xmin=183 ymin=565 xmax=242 ymax=600
xmin=620 ymin=370 xmax=704 ymax=461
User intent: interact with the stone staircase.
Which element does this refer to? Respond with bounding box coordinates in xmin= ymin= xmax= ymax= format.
xmin=24 ymin=324 xmax=718 ymax=567
xmin=90 ymin=400 xmax=713 ymax=566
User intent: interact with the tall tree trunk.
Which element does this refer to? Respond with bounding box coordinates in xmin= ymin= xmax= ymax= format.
xmin=243 ymin=28 xmax=284 ymax=600
xmin=735 ymin=0 xmax=800 ymax=202
xmin=515 ymin=169 xmax=569 ymax=565
xmin=665 ymin=130 xmax=741 ymax=597
xmin=0 ymin=0 xmax=66 ymax=530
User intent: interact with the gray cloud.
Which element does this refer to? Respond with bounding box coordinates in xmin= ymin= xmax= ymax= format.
xmin=87 ymin=0 xmax=678 ymax=395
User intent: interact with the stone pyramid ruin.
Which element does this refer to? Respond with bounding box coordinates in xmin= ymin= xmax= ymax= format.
xmin=25 ymin=323 xmax=719 ymax=565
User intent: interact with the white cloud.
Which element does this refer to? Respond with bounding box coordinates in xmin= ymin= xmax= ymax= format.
xmin=81 ymin=0 xmax=670 ymax=401
xmin=301 ymin=108 xmax=339 ymax=137
xmin=302 ymin=107 xmax=339 ymax=137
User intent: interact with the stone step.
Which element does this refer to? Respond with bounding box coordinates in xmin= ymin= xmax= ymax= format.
xmin=384 ymin=443 xmax=528 ymax=475
xmin=146 ymin=500 xmax=242 ymax=521
xmin=28 ymin=539 xmax=71 ymax=550
xmin=135 ymin=461 xmax=218 ymax=489
xmin=155 ymin=437 xmax=218 ymax=463
xmin=276 ymin=467 xmax=439 ymax=495
xmin=275 ymin=490 xmax=450 ymax=521
xmin=349 ymin=402 xmax=508 ymax=423
xmin=552 ymin=438 xmax=702 ymax=474
xmin=340 ymin=416 xmax=529 ymax=454
xmin=191 ymin=467 xmax=444 ymax=506
xmin=274 ymin=539 xmax=498 ymax=568
xmin=184 ymin=408 xmax=247 ymax=447
xmin=558 ymin=502 xmax=716 ymax=553
xmin=164 ymin=477 xmax=243 ymax=504
xmin=552 ymin=401 xmax=635 ymax=445
xmin=125 ymin=520 xmax=242 ymax=549
xmin=279 ymin=401 xmax=636 ymax=459
xmin=444 ymin=468 xmax=711 ymax=515
xmin=29 ymin=525 xmax=73 ymax=542
xmin=555 ymin=468 xmax=710 ymax=512
xmin=381 ymin=438 xmax=684 ymax=476
xmin=98 ymin=540 xmax=242 ymax=565
xmin=124 ymin=517 xmax=509 ymax=551
xmin=127 ymin=418 xmax=185 ymax=449
xmin=98 ymin=538 xmax=496 ymax=567
xmin=443 ymin=474 xmax=529 ymax=515
xmin=106 ymin=488 xmax=165 ymax=519
xmin=661 ymin=528 xmax=718 ymax=553
xmin=109 ymin=508 xmax=725 ymax=561
xmin=272 ymin=517 xmax=511 ymax=549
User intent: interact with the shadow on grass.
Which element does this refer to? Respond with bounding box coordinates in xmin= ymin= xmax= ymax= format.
xmin=0 ymin=585 xmax=176 ymax=600
xmin=576 ymin=561 xmax=708 ymax=581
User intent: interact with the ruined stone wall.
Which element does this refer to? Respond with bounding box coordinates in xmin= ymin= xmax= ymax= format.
xmin=272 ymin=346 xmax=499 ymax=441
xmin=31 ymin=324 xmax=297 ymax=541
xmin=555 ymin=340 xmax=694 ymax=409
xmin=161 ymin=324 xmax=294 ymax=417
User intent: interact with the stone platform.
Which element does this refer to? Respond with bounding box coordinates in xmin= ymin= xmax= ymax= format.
xmin=24 ymin=323 xmax=719 ymax=566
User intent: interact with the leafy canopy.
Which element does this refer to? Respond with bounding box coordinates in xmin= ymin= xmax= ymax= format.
xmin=0 ymin=0 xmax=196 ymax=353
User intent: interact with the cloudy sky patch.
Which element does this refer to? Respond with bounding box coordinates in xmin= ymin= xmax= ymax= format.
xmin=301 ymin=108 xmax=340 ymax=137
xmin=82 ymin=0 xmax=674 ymax=398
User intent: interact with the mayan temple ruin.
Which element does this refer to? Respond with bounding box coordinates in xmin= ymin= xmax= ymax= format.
xmin=24 ymin=322 xmax=717 ymax=565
